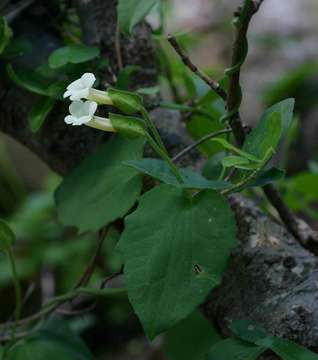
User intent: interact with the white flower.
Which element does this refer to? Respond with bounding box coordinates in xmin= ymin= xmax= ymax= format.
xmin=63 ymin=73 xmax=96 ymax=101
xmin=64 ymin=100 xmax=115 ymax=132
xmin=63 ymin=73 xmax=113 ymax=105
xmin=64 ymin=100 xmax=97 ymax=126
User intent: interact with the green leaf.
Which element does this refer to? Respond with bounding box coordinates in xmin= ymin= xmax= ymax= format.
xmin=125 ymin=158 xmax=231 ymax=190
xmin=118 ymin=0 xmax=160 ymax=34
xmin=48 ymin=45 xmax=100 ymax=69
xmin=117 ymin=185 xmax=237 ymax=339
xmin=230 ymin=320 xmax=268 ymax=344
xmin=243 ymin=99 xmax=295 ymax=160
xmin=0 ymin=16 xmax=12 ymax=54
xmin=206 ymin=338 xmax=266 ymax=360
xmin=28 ymin=97 xmax=56 ymax=133
xmin=7 ymin=316 xmax=94 ymax=360
xmin=1 ymin=36 xmax=32 ymax=58
xmin=109 ymin=113 xmax=146 ymax=139
xmin=203 ymin=153 xmax=226 ymax=181
xmin=257 ymin=337 xmax=318 ymax=360
xmin=165 ymin=310 xmax=221 ymax=360
xmin=6 ymin=65 xmax=65 ymax=99
xmin=0 ymin=220 xmax=15 ymax=251
xmin=108 ymin=88 xmax=143 ymax=114
xmin=249 ymin=168 xmax=285 ymax=188
xmin=55 ymin=136 xmax=144 ymax=233
xmin=231 ymin=320 xmax=318 ymax=360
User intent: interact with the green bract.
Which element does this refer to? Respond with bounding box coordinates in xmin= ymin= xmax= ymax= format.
xmin=108 ymin=88 xmax=143 ymax=114
xmin=109 ymin=113 xmax=147 ymax=139
xmin=117 ymin=185 xmax=237 ymax=339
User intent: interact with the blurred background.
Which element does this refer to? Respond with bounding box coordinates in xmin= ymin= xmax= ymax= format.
xmin=1 ymin=0 xmax=318 ymax=358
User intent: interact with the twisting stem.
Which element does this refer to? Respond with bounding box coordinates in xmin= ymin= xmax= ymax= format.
xmin=173 ymin=129 xmax=232 ymax=162
xmin=223 ymin=0 xmax=255 ymax=146
xmin=167 ymin=35 xmax=227 ymax=101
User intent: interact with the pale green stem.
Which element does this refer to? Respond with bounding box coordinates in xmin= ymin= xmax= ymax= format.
xmin=141 ymin=108 xmax=169 ymax=156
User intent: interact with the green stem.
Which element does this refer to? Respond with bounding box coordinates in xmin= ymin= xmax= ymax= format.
xmin=7 ymin=248 xmax=22 ymax=342
xmin=141 ymin=108 xmax=169 ymax=156
xmin=146 ymin=134 xmax=184 ymax=184
xmin=221 ymin=168 xmax=259 ymax=196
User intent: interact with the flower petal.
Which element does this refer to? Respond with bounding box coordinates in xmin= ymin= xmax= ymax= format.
xmin=67 ymin=78 xmax=84 ymax=91
xmin=77 ymin=115 xmax=91 ymax=125
xmin=81 ymin=73 xmax=96 ymax=88
xmin=86 ymin=101 xmax=98 ymax=117
xmin=69 ymin=101 xmax=85 ymax=117
xmin=64 ymin=115 xmax=76 ymax=125
xmin=69 ymin=89 xmax=89 ymax=101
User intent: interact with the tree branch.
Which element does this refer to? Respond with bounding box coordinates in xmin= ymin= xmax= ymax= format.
xmin=167 ymin=35 xmax=227 ymax=101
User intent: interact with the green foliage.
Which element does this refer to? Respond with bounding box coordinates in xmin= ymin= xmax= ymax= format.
xmin=117 ymin=185 xmax=237 ymax=339
xmin=165 ymin=310 xmax=221 ymax=360
xmin=28 ymin=97 xmax=56 ymax=133
xmin=6 ymin=65 xmax=65 ymax=99
xmin=109 ymin=113 xmax=147 ymax=139
xmin=284 ymin=172 xmax=318 ymax=220
xmin=243 ymin=99 xmax=295 ymax=160
xmin=0 ymin=220 xmax=15 ymax=252
xmin=0 ymin=16 xmax=12 ymax=54
xmin=125 ymin=158 xmax=231 ymax=190
xmin=206 ymin=338 xmax=266 ymax=360
xmin=7 ymin=317 xmax=94 ymax=360
xmin=118 ymin=0 xmax=160 ymax=34
xmin=229 ymin=320 xmax=318 ymax=360
xmin=108 ymin=88 xmax=143 ymax=114
xmin=55 ymin=135 xmax=144 ymax=232
xmin=48 ymin=45 xmax=100 ymax=69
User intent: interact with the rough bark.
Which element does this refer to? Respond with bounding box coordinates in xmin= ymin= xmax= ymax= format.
xmin=202 ymin=195 xmax=318 ymax=356
xmin=1 ymin=1 xmax=317 ymax=357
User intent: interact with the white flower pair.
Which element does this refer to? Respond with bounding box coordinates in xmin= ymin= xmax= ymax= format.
xmin=63 ymin=73 xmax=114 ymax=130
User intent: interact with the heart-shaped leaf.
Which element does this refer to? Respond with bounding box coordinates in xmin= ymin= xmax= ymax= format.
xmin=117 ymin=185 xmax=237 ymax=339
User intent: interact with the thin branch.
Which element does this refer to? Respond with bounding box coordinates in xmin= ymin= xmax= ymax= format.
xmin=167 ymin=35 xmax=227 ymax=101
xmin=173 ymin=129 xmax=232 ymax=162
xmin=224 ymin=0 xmax=318 ymax=251
xmin=73 ymin=226 xmax=109 ymax=289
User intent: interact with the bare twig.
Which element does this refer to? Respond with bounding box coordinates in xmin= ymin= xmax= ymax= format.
xmin=173 ymin=129 xmax=232 ymax=162
xmin=73 ymin=226 xmax=109 ymax=289
xmin=167 ymin=35 xmax=227 ymax=101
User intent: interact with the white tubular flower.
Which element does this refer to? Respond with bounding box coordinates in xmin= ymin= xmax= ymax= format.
xmin=63 ymin=73 xmax=113 ymax=105
xmin=64 ymin=100 xmax=98 ymax=126
xmin=64 ymin=73 xmax=96 ymax=101
xmin=64 ymin=100 xmax=115 ymax=132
